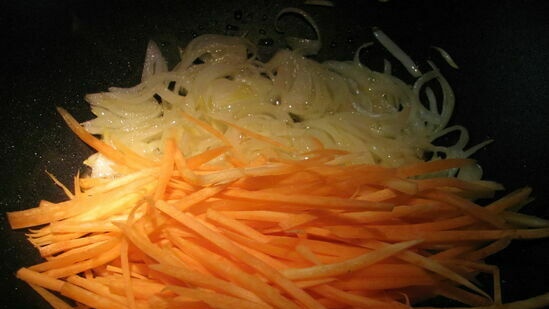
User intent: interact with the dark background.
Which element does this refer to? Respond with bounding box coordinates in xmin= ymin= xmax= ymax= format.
xmin=1 ymin=0 xmax=549 ymax=308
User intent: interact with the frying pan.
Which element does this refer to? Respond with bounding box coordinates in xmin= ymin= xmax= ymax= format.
xmin=2 ymin=0 xmax=548 ymax=308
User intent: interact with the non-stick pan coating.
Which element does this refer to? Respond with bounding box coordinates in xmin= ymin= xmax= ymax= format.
xmin=2 ymin=1 xmax=548 ymax=308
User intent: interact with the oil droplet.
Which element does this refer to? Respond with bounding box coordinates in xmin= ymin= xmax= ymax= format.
xmin=258 ymin=38 xmax=274 ymax=46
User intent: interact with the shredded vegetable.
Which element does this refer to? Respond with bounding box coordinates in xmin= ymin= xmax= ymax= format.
xmin=80 ymin=27 xmax=479 ymax=177
xmin=6 ymin=23 xmax=549 ymax=309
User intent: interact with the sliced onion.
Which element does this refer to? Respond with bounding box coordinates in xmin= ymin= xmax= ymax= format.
xmin=275 ymin=7 xmax=322 ymax=56
xmin=141 ymin=41 xmax=168 ymax=82
xmin=373 ymin=27 xmax=422 ymax=78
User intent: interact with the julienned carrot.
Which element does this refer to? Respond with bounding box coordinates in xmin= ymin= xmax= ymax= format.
xmin=30 ymin=237 xmax=120 ymax=273
xmin=28 ymin=284 xmax=74 ymax=309
xmin=155 ymin=201 xmax=324 ymax=309
xmin=166 ymin=285 xmax=273 ymax=309
xmin=281 ymin=240 xmax=421 ymax=280
xmin=153 ymin=138 xmax=177 ymax=201
xmin=310 ymin=284 xmax=411 ymax=309
xmin=7 ymin=109 xmax=549 ymax=309
xmin=60 ymin=282 xmax=128 ymax=309
xmin=214 ymin=117 xmax=295 ymax=152
xmin=56 ymin=107 xmax=155 ymax=171
xmin=149 ymin=263 xmax=267 ymax=305
xmin=166 ymin=232 xmax=304 ymax=309
xmin=16 ymin=268 xmax=64 ymax=292
xmin=186 ymin=145 xmax=232 ymax=169
xmin=222 ymin=188 xmax=393 ymax=210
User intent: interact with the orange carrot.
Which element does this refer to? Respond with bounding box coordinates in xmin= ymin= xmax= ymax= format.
xmin=56 ymin=107 xmax=146 ymax=171
xmin=9 ymin=110 xmax=549 ymax=309
xmin=153 ymin=138 xmax=177 ymax=201
xmin=215 ymin=117 xmax=294 ymax=152
xmin=155 ymin=201 xmax=325 ymax=309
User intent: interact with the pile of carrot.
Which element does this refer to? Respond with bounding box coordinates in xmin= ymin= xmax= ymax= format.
xmin=7 ymin=107 xmax=549 ymax=309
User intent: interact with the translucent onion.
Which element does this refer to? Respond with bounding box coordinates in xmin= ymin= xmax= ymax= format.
xmin=82 ymin=29 xmax=481 ymax=178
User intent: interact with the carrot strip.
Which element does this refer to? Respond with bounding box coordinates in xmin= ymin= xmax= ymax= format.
xmin=60 ymin=282 xmax=128 ymax=309
xmin=422 ymin=190 xmax=507 ymax=228
xmin=30 ymin=237 xmax=119 ymax=272
xmin=415 ymin=177 xmax=503 ymax=193
xmin=463 ymin=238 xmax=512 ymax=261
xmin=111 ymin=137 xmax=159 ymax=168
xmin=28 ymin=284 xmax=74 ymax=309
xmin=44 ymin=241 xmax=122 ymax=278
xmin=49 ymin=220 xmax=119 ymax=234
xmin=215 ymin=118 xmax=294 ymax=152
xmin=45 ymin=170 xmax=75 ymax=199
xmin=167 ymin=233 xmax=302 ymax=309
xmin=116 ymin=222 xmax=183 ymax=267
xmin=153 ymin=138 xmax=177 ymax=201
xmin=295 ymin=244 xmax=323 ymax=265
xmin=150 ymin=264 xmax=267 ymax=305
xmin=486 ymin=187 xmax=533 ymax=212
xmin=222 ymin=188 xmax=392 ymax=210
xmin=282 ymin=240 xmax=420 ymax=280
xmin=120 ymin=237 xmax=137 ymax=309
xmin=16 ymin=268 xmax=64 ymax=292
xmin=155 ymin=203 xmax=324 ymax=309
xmin=105 ymin=265 xmax=148 ymax=280
xmin=331 ymin=276 xmax=437 ymax=290
xmin=96 ymin=276 xmax=166 ymax=300
xmin=363 ymin=241 xmax=490 ymax=299
xmin=166 ymin=285 xmax=273 ymax=309
xmin=67 ymin=275 xmax=128 ymax=305
xmin=356 ymin=188 xmax=398 ymax=202
xmin=187 ymin=145 xmax=232 ymax=169
xmin=206 ymin=209 xmax=270 ymax=243
xmin=172 ymin=186 xmax=225 ymax=211
xmin=268 ymin=235 xmax=368 ymax=259
xmin=56 ymin=107 xmax=143 ymax=170
xmin=311 ymin=284 xmax=410 ymax=308
xmin=39 ymin=233 xmax=115 ymax=257
xmin=180 ymin=111 xmax=233 ymax=147
xmin=219 ymin=228 xmax=306 ymax=263
xmin=435 ymin=283 xmax=492 ymax=307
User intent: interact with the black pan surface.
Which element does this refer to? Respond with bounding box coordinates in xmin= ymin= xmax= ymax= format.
xmin=2 ymin=1 xmax=549 ymax=308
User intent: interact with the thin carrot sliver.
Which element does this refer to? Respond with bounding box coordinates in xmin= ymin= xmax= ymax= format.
xmin=180 ymin=111 xmax=233 ymax=147
xmin=60 ymin=282 xmax=128 ymax=309
xmin=186 ymin=145 xmax=232 ymax=169
xmin=155 ymin=201 xmax=325 ymax=309
xmin=206 ymin=208 xmax=270 ymax=243
xmin=222 ymin=188 xmax=392 ymax=210
xmin=8 ymin=110 xmax=549 ymax=309
xmin=166 ymin=285 xmax=272 ymax=309
xmin=153 ymin=138 xmax=177 ymax=201
xmin=56 ymin=107 xmax=142 ymax=170
xmin=120 ymin=237 xmax=137 ymax=309
xmin=16 ymin=268 xmax=64 ymax=292
xmin=281 ymin=240 xmax=421 ymax=280
xmin=28 ymin=284 xmax=74 ymax=309
xmin=150 ymin=264 xmax=267 ymax=305
xmin=166 ymin=232 xmax=302 ymax=309
xmin=311 ymin=284 xmax=411 ymax=309
xmin=215 ymin=117 xmax=294 ymax=152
